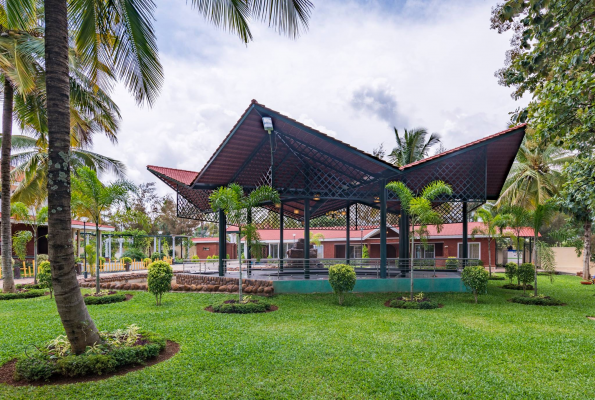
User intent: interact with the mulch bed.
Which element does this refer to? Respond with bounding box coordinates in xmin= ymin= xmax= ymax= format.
xmin=383 ymin=300 xmax=444 ymax=308
xmin=506 ymin=298 xmax=566 ymax=306
xmin=0 ymin=340 xmax=179 ymax=387
xmin=204 ymin=305 xmax=279 ymax=313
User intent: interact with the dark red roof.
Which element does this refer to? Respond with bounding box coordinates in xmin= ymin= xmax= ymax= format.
xmin=147 ymin=165 xmax=198 ymax=186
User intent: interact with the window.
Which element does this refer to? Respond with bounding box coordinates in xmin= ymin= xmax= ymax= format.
xmin=458 ymin=242 xmax=480 ymax=259
xmin=314 ymin=244 xmax=324 ymax=258
xmin=349 ymin=244 xmax=362 ymax=259
xmin=414 ymin=244 xmax=435 ymax=259
xmin=268 ymin=243 xmax=297 ymax=258
xmin=202 ymin=247 xmax=210 ymax=251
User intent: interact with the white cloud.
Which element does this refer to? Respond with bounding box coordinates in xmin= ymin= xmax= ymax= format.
xmin=91 ymin=0 xmax=529 ymax=193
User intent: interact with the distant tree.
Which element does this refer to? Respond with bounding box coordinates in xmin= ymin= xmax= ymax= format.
xmin=526 ymin=201 xmax=558 ymax=295
xmin=388 ymin=128 xmax=441 ymax=167
xmin=472 ymin=206 xmax=509 ymax=276
xmin=10 ymin=202 xmax=48 ymax=283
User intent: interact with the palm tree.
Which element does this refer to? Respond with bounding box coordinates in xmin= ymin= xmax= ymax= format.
xmin=471 ymin=206 xmax=509 ymax=276
xmin=497 ymin=136 xmax=571 ymax=208
xmin=500 ymin=205 xmax=530 ymax=268
xmin=386 ymin=180 xmax=453 ymax=300
xmin=526 ymin=201 xmax=557 ymax=295
xmin=388 ymin=128 xmax=441 ymax=167
xmin=209 ymin=184 xmax=280 ymax=301
xmin=43 ymin=0 xmax=312 ymax=353
xmin=10 ymin=202 xmax=48 ymax=284
xmin=71 ymin=166 xmax=136 ymax=293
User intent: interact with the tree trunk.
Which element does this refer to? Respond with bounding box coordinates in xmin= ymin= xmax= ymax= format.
xmin=474 ymin=290 xmax=478 ymax=304
xmin=95 ymin=224 xmax=100 ymax=293
xmin=237 ymin=226 xmax=242 ymax=302
xmin=533 ymin=232 xmax=538 ymax=296
xmin=45 ymin=0 xmax=101 ymax=354
xmin=584 ymin=221 xmax=592 ymax=280
xmin=1 ymin=78 xmax=14 ymax=293
xmin=33 ymin=228 xmax=38 ymax=284
xmin=488 ymin=237 xmax=492 ymax=277
xmin=410 ymin=224 xmax=415 ymax=301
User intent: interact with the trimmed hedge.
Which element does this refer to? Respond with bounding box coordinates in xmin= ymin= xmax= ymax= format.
xmin=510 ymin=295 xmax=563 ymax=306
xmin=502 ymin=283 xmax=534 ymax=291
xmin=488 ymin=275 xmax=506 ymax=280
xmin=0 ymin=289 xmax=46 ymax=301
xmin=389 ymin=299 xmax=439 ymax=309
xmin=15 ymin=329 xmax=166 ymax=382
xmin=84 ymin=293 xmax=127 ymax=305
xmin=211 ymin=299 xmax=272 ymax=314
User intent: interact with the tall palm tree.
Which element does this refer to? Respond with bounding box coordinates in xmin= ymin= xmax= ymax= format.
xmin=471 ymin=206 xmax=509 ymax=276
xmin=526 ymin=201 xmax=557 ymax=295
xmin=497 ymin=136 xmax=571 ymax=208
xmin=44 ymin=0 xmax=312 ymax=353
xmin=385 ymin=180 xmax=453 ymax=300
xmin=388 ymin=128 xmax=441 ymax=167
xmin=71 ymin=166 xmax=136 ymax=293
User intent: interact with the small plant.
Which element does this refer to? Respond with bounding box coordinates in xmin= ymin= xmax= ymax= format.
xmin=121 ymin=257 xmax=133 ymax=271
xmin=328 ymin=264 xmax=356 ymax=305
xmin=37 ymin=254 xmax=49 ymax=264
xmin=504 ymin=262 xmax=518 ymax=284
xmin=38 ymin=261 xmax=53 ymax=298
xmin=84 ymin=292 xmax=127 ymax=305
xmin=413 ymin=292 xmax=425 ymax=302
xmin=461 ymin=265 xmax=489 ymax=303
xmin=210 ymin=298 xmax=273 ymax=314
xmin=362 ymin=244 xmax=369 ymax=259
xmin=517 ymin=263 xmax=535 ymax=294
xmin=389 ymin=298 xmax=439 ymax=309
xmin=147 ymin=261 xmax=173 ymax=305
xmin=121 ymin=248 xmax=146 ymax=261
xmin=143 ymin=257 xmax=152 ymax=264
xmin=151 ymin=252 xmax=165 ymax=261
xmin=445 ymin=257 xmax=459 ymax=269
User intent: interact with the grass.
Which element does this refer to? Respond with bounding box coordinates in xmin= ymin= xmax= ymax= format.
xmin=1 ymin=274 xmax=595 ymax=399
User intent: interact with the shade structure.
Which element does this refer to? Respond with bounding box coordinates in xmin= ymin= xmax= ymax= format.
xmin=148 ymin=100 xmax=525 ymax=229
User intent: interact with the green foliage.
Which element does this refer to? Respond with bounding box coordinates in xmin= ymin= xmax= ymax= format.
xmin=388 ymin=127 xmax=441 ymax=167
xmin=121 ymin=248 xmax=146 ymax=261
xmin=147 ymin=261 xmax=173 ymax=305
xmin=85 ymin=244 xmax=97 ymax=266
xmin=143 ymin=258 xmax=152 ymax=264
xmin=510 ymin=295 xmax=563 ymax=306
xmin=121 ymin=257 xmax=133 ymax=265
xmin=56 ymin=354 xmax=118 ymax=377
xmin=389 ymin=299 xmax=439 ymax=309
xmin=36 ymin=254 xmax=49 ymax=264
xmin=445 ymin=257 xmax=459 ymax=269
xmin=0 ymin=289 xmax=46 ymax=301
xmin=211 ymin=300 xmax=272 ymax=314
xmin=504 ymin=262 xmax=518 ymax=283
xmin=12 ymin=230 xmax=33 ymax=262
xmin=461 ymin=266 xmax=489 ymax=303
xmin=362 ymin=244 xmax=369 ymax=259
xmin=37 ymin=261 xmax=53 ymax=298
xmin=84 ymin=293 xmax=127 ymax=305
xmin=328 ymin=264 xmax=357 ymax=305
xmin=518 ymin=263 xmax=535 ymax=292
xmin=151 ymin=252 xmax=165 ymax=261
xmin=15 ymin=355 xmax=56 ymax=382
xmin=558 ymin=158 xmax=595 ymax=223
xmin=502 ymin=283 xmax=534 ymax=291
xmin=488 ymin=275 xmax=505 ymax=281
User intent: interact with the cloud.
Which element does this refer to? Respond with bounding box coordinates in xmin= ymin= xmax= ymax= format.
xmin=87 ymin=0 xmax=528 ymax=194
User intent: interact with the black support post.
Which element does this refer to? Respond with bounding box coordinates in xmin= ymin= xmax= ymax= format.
xmin=399 ymin=210 xmax=409 ymax=276
xmin=304 ymin=200 xmax=310 ymax=279
xmin=380 ymin=184 xmax=387 ymax=279
xmin=462 ymin=202 xmax=468 ymax=267
xmin=247 ymin=209 xmax=252 ymax=276
xmin=218 ymin=209 xmax=226 ymax=276
xmin=346 ymin=204 xmax=351 ymax=265
xmin=279 ymin=202 xmax=284 ymax=272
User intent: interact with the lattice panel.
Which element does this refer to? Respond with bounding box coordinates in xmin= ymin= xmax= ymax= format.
xmin=177 ymin=191 xmax=218 ymax=222
xmin=432 ymin=201 xmax=485 ymax=224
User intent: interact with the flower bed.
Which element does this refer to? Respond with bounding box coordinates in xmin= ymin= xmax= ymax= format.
xmin=0 ymin=289 xmax=46 ymax=301
xmin=83 ymin=291 xmax=129 ymax=305
xmin=510 ymin=295 xmax=564 ymax=306
xmin=501 ymin=283 xmax=534 ymax=290
xmin=14 ymin=325 xmax=166 ymax=382
xmin=207 ymin=298 xmax=276 ymax=314
xmin=386 ymin=295 xmax=440 ymax=310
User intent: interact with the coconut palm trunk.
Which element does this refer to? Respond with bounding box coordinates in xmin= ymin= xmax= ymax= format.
xmin=410 ymin=223 xmax=415 ymax=301
xmin=1 ymin=77 xmax=15 ymax=292
xmin=487 ymin=237 xmax=492 ymax=277
xmin=33 ymin=228 xmax=38 ymax=284
xmin=533 ymin=232 xmax=538 ymax=295
xmin=584 ymin=221 xmax=592 ymax=280
xmin=237 ymin=227 xmax=243 ymax=302
xmin=45 ymin=0 xmax=101 ymax=354
xmin=95 ymin=223 xmax=101 ymax=293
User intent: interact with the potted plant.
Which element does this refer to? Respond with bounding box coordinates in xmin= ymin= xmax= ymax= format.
xmin=121 ymin=257 xmax=133 ymax=272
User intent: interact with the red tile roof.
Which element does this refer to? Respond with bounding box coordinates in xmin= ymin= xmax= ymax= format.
xmin=400 ymin=124 xmax=527 ymax=170
xmin=147 ymin=165 xmax=199 ymax=186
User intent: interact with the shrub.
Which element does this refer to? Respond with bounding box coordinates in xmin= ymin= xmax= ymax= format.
xmin=143 ymin=258 xmax=152 ymax=264
xmin=36 ymin=254 xmax=49 ymax=264
xmin=0 ymin=289 xmax=46 ymax=301
xmin=15 ymin=355 xmax=56 ymax=381
xmin=151 ymin=252 xmax=165 ymax=261
xmin=461 ymin=265 xmax=489 ymax=303
xmin=389 ymin=299 xmax=439 ymax=309
xmin=84 ymin=293 xmax=127 ymax=305
xmin=488 ymin=275 xmax=506 ymax=280
xmin=211 ymin=300 xmax=271 ymax=314
xmin=16 ymin=283 xmax=43 ymax=289
xmin=502 ymin=283 xmax=534 ymax=290
xmin=147 ymin=261 xmax=173 ymax=305
xmin=328 ymin=264 xmax=356 ymax=305
xmin=56 ymin=354 xmax=118 ymax=377
xmin=121 ymin=257 xmax=133 ymax=265
xmin=445 ymin=257 xmax=459 ymax=269
xmin=121 ymin=249 xmax=146 ymax=261
xmin=510 ymin=295 xmax=563 ymax=306
xmin=517 ymin=263 xmax=535 ymax=293
xmin=468 ymin=259 xmax=484 ymax=267
xmin=504 ymin=262 xmax=518 ymax=283
xmin=37 ymin=261 xmax=53 ymax=298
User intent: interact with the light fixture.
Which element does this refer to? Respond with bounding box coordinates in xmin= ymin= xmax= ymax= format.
xmin=262 ymin=117 xmax=273 ymax=132
xmin=374 ymin=196 xmax=380 ymax=203
xmin=294 ymin=209 xmax=300 ymax=215
xmin=341 ymin=210 xmax=346 ymax=216
xmin=158 ymin=231 xmax=163 ymax=235
xmin=313 ymin=193 xmax=320 ymax=201
xmin=80 ymin=217 xmax=89 ymax=223
xmin=275 ymin=203 xmax=281 ymax=208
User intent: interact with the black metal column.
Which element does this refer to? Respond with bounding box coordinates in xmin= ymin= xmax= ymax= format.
xmin=218 ymin=209 xmax=226 ymax=276
xmin=399 ymin=210 xmax=409 ymax=276
xmin=304 ymin=200 xmax=310 ymax=279
xmin=380 ymin=184 xmax=387 ymax=279
xmin=279 ymin=202 xmax=284 ymax=272
xmin=346 ymin=205 xmax=351 ymax=264
xmin=462 ymin=202 xmax=468 ymax=267
xmin=247 ymin=209 xmax=252 ymax=276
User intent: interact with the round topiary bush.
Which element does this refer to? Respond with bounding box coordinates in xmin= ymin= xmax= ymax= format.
xmin=143 ymin=258 xmax=152 ymax=265
xmin=517 ymin=263 xmax=535 ymax=293
xmin=37 ymin=261 xmax=53 ymax=298
xmin=461 ymin=265 xmax=489 ymax=303
xmin=121 ymin=257 xmax=133 ymax=271
xmin=147 ymin=261 xmax=173 ymax=305
xmin=328 ymin=264 xmax=356 ymax=305
xmin=504 ymin=262 xmax=518 ymax=283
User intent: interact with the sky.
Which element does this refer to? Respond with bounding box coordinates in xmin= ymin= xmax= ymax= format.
xmin=91 ymin=0 xmax=529 ymax=195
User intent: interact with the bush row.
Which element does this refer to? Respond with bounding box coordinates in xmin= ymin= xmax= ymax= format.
xmin=84 ymin=293 xmax=127 ymax=305
xmin=211 ymin=300 xmax=272 ymax=314
xmin=389 ymin=299 xmax=439 ymax=309
xmin=510 ymin=295 xmax=563 ymax=306
xmin=0 ymin=289 xmax=46 ymax=301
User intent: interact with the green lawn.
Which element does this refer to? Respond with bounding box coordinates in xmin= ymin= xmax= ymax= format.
xmin=2 ymin=275 xmax=595 ymax=399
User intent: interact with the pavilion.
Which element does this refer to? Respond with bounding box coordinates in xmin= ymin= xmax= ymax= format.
xmin=148 ymin=100 xmax=525 ymax=292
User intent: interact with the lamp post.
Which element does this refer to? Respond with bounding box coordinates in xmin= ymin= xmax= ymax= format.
xmin=360 ymin=228 xmax=364 ymax=259
xmin=158 ymin=231 xmax=163 ymax=255
xmin=81 ymin=217 xmax=89 ymax=278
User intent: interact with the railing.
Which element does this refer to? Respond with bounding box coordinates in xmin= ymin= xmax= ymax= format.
xmin=177 ymin=257 xmax=479 ymax=280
